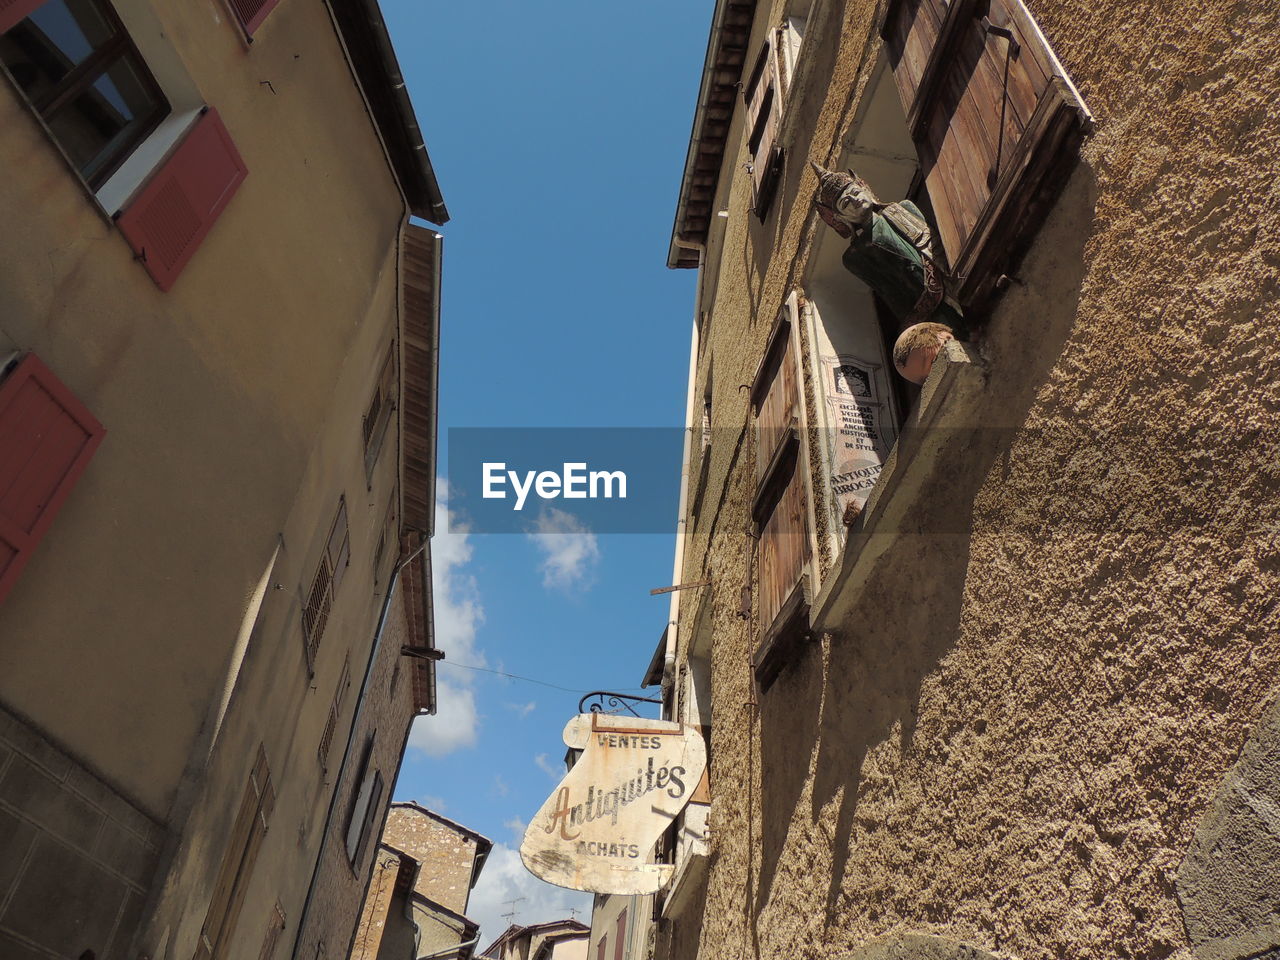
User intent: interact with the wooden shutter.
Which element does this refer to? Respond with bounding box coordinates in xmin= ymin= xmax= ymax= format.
xmin=748 ymin=311 xmax=812 ymax=691
xmin=0 ymin=354 xmax=106 ymax=605
xmin=317 ymin=656 xmax=350 ymax=769
xmin=597 ymin=937 xmax=607 ymax=960
xmin=228 ymin=0 xmax=283 ymax=36
xmin=882 ymin=0 xmax=1089 ymax=310
xmin=325 ymin=498 xmax=350 ymax=592
xmin=197 ymin=746 xmax=274 ymax=960
xmin=0 ymin=0 xmax=45 ymax=36
xmin=742 ymin=34 xmax=784 ymax=217
xmin=257 ymin=903 xmax=286 ymax=960
xmin=301 ymin=553 xmax=332 ymax=665
xmin=116 ymin=107 xmax=247 ymax=292
xmin=353 ymin=770 xmax=384 ymax=867
xmin=613 ymin=908 xmax=627 ymax=960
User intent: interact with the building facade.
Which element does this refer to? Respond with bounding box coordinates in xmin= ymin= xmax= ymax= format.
xmin=346 ymin=803 xmax=493 ymax=960
xmin=482 ymin=921 xmax=591 ymax=960
xmin=0 ymin=0 xmax=446 ymax=956
xmin=655 ymin=1 xmax=1280 ymax=960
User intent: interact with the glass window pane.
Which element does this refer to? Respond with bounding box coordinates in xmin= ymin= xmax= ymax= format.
xmin=0 ymin=0 xmax=115 ymax=97
xmin=45 ymin=51 xmax=163 ymax=185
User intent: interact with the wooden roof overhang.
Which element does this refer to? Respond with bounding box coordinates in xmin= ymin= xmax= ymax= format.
xmin=667 ymin=0 xmax=757 ymax=270
xmin=400 ymin=223 xmax=442 ymax=714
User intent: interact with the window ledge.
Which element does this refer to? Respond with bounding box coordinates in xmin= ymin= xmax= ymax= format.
xmin=661 ymin=807 xmax=711 ymax=920
xmin=809 ymin=339 xmax=988 ymax=633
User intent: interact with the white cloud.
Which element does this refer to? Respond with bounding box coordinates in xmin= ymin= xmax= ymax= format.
xmin=526 ymin=508 xmax=601 ymax=590
xmin=502 ymin=817 xmax=527 ymax=840
xmin=533 ymin=753 xmax=561 ymax=782
xmin=506 ymin=701 xmax=537 ymax=719
xmin=408 ymin=484 xmax=486 ymax=758
xmin=467 ymin=843 xmax=592 ymax=950
xmin=492 ymin=775 xmax=510 ymax=798
xmin=409 ymin=679 xmax=478 ymax=756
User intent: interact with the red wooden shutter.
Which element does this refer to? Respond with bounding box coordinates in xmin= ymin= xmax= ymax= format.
xmin=613 ymin=908 xmax=627 ymax=960
xmin=882 ymin=0 xmax=1089 ymax=310
xmin=228 ymin=0 xmax=283 ymax=36
xmin=0 ymin=354 xmax=106 ymax=605
xmin=597 ymin=937 xmax=607 ymax=960
xmin=0 ymin=0 xmax=45 ymax=36
xmin=116 ymin=107 xmax=247 ymax=292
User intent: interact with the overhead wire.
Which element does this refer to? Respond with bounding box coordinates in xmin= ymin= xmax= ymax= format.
xmin=436 ymin=659 xmax=651 ymax=696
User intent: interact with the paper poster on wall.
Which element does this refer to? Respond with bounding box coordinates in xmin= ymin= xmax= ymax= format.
xmin=822 ymin=354 xmax=893 ymax=520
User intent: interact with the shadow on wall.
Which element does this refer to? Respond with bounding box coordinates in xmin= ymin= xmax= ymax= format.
xmin=750 ymin=162 xmax=1099 ymax=932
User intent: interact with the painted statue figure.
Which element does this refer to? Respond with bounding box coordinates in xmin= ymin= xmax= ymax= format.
xmin=810 ymin=161 xmax=964 ymax=383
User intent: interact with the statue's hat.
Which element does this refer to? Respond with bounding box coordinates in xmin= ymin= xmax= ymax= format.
xmin=809 ymin=161 xmax=879 ymax=210
xmin=809 ymin=160 xmax=855 ymax=209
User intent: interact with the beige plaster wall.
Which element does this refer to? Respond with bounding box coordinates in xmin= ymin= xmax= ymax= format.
xmin=0 ymin=0 xmax=403 ymax=820
xmin=674 ymin=1 xmax=1280 ymax=960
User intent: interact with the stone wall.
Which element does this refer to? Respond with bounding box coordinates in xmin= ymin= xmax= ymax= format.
xmin=382 ymin=806 xmax=484 ymax=916
xmin=0 ymin=704 xmax=163 ymax=960
xmin=672 ymin=1 xmax=1280 ymax=959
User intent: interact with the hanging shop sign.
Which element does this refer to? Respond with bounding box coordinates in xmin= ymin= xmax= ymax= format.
xmin=520 ymin=713 xmax=707 ymax=895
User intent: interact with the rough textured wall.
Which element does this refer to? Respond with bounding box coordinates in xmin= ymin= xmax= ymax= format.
xmin=381 ymin=806 xmax=482 ymax=915
xmin=285 ymin=595 xmax=416 ymax=960
xmin=676 ymin=1 xmax=1280 ymax=960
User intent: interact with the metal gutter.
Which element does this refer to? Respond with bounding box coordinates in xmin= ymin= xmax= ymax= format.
xmin=290 ymin=533 xmax=430 ymax=959
xmin=325 ymin=0 xmax=449 ymax=224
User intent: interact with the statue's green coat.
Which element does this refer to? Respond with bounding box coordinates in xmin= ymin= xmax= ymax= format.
xmin=841 ymin=201 xmax=964 ymax=329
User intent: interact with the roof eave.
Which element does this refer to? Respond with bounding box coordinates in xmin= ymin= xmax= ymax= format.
xmin=329 ymin=0 xmax=449 ymax=224
xmin=667 ymin=0 xmax=757 ymax=269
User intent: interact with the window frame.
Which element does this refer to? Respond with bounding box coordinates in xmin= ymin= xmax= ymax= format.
xmin=362 ymin=343 xmax=397 ymax=481
xmin=0 ymin=0 xmax=169 ymax=190
xmin=880 ymin=0 xmax=1091 ymax=312
xmin=345 ymin=739 xmax=385 ymax=868
xmin=747 ymin=308 xmax=813 ymax=692
xmin=194 ymin=745 xmax=275 ymax=960
xmin=301 ymin=496 xmax=350 ymax=669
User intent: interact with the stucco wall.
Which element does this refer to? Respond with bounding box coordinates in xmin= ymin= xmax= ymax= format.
xmin=0 ymin=0 xmax=427 ymax=955
xmin=673 ymin=2 xmax=1280 ymax=960
xmin=0 ymin=0 xmax=404 ymax=820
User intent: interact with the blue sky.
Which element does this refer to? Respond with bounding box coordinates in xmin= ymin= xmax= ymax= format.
xmin=380 ymin=0 xmax=712 ymax=944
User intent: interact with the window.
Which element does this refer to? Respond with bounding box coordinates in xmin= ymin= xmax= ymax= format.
xmin=748 ymin=307 xmax=812 ymax=691
xmin=226 ymin=0 xmax=283 ymax=37
xmin=362 ymin=344 xmax=397 ymax=478
xmin=881 ymin=0 xmax=1089 ymax=310
xmin=0 ymin=0 xmax=247 ymax=290
xmin=0 ymin=0 xmax=167 ymax=188
xmin=613 ymin=908 xmax=627 ymax=960
xmin=317 ymin=655 xmax=351 ymax=772
xmin=301 ymin=497 xmax=350 ymax=668
xmin=741 ymin=34 xmax=782 ymax=218
xmin=596 ymin=935 xmax=607 ymax=960
xmin=195 ymin=745 xmax=275 ymax=960
xmin=0 ymin=353 xmax=106 ymax=605
xmin=345 ymin=740 xmax=384 ymax=867
xmin=372 ymin=485 xmax=398 ymax=584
